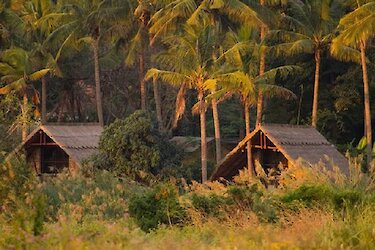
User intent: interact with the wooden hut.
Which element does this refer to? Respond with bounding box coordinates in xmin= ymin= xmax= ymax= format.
xmin=9 ymin=124 xmax=103 ymax=175
xmin=210 ymin=124 xmax=349 ymax=181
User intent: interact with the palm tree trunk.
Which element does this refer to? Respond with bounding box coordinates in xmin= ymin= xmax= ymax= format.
xmin=256 ymin=0 xmax=267 ymax=126
xmin=150 ymin=41 xmax=164 ymax=131
xmin=22 ymin=93 xmax=28 ymax=142
xmin=199 ymin=89 xmax=207 ymax=183
xmin=312 ymin=49 xmax=321 ymax=128
xmin=139 ymin=50 xmax=147 ymax=110
xmin=212 ymin=99 xmax=221 ymax=164
xmin=360 ymin=39 xmax=372 ymax=166
xmin=245 ymin=99 xmax=254 ymax=177
xmin=41 ymin=76 xmax=47 ymax=124
xmin=153 ymin=78 xmax=163 ymax=130
xmin=92 ymin=39 xmax=104 ymax=126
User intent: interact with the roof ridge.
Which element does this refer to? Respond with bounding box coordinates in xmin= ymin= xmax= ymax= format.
xmin=43 ymin=123 xmax=102 ymax=126
xmin=260 ymin=123 xmax=312 ymax=128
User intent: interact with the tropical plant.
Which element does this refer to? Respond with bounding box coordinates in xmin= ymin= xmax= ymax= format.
xmin=217 ymin=26 xmax=297 ymax=176
xmin=97 ymin=110 xmax=182 ymax=179
xmin=146 ymin=24 xmax=249 ymax=182
xmin=0 ymin=48 xmax=50 ymax=140
xmin=46 ymin=0 xmax=133 ymax=126
xmin=267 ymin=0 xmax=343 ymax=128
xmin=331 ymin=0 xmax=374 ymax=166
xmin=149 ymin=0 xmax=271 ymax=162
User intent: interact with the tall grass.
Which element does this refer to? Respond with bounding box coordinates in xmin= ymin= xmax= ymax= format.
xmin=1 ymin=157 xmax=375 ymax=249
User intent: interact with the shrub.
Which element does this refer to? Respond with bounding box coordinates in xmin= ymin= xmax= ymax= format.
xmin=191 ymin=193 xmax=228 ymax=217
xmin=97 ymin=110 xmax=182 ymax=180
xmin=281 ymin=184 xmax=366 ymax=214
xmin=128 ymin=183 xmax=186 ymax=231
xmin=228 ymin=184 xmax=278 ymax=223
xmin=41 ymin=170 xmax=144 ymax=221
xmin=281 ymin=185 xmax=334 ymax=207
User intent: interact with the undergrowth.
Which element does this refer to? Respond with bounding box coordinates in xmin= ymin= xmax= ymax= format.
xmin=1 ymin=157 xmax=375 ymax=249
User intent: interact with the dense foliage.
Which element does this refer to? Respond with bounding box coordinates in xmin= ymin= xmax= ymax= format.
xmin=0 ymin=0 xmax=373 ymax=157
xmin=1 ymin=158 xmax=375 ymax=248
xmin=0 ymin=0 xmax=374 ymax=247
xmin=95 ymin=110 xmax=182 ymax=180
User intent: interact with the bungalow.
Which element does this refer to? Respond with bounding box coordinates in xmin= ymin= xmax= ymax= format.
xmin=8 ymin=124 xmax=103 ymax=175
xmin=210 ymin=124 xmax=349 ymax=181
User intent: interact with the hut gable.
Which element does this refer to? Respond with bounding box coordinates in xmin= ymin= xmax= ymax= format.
xmin=8 ymin=124 xmax=103 ymax=175
xmin=36 ymin=125 xmax=103 ymax=163
xmin=211 ymin=124 xmax=349 ymax=181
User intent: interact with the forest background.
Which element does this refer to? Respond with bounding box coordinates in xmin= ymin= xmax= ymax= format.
xmin=0 ymin=0 xmax=373 ymax=163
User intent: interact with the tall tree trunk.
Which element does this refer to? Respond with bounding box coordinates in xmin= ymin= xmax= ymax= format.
xmin=245 ymin=99 xmax=254 ymax=177
xmin=256 ymin=0 xmax=267 ymax=126
xmin=22 ymin=93 xmax=28 ymax=142
xmin=199 ymin=89 xmax=207 ymax=183
xmin=153 ymin=78 xmax=163 ymax=130
xmin=41 ymin=77 xmax=47 ymax=124
xmin=312 ymin=49 xmax=321 ymax=128
xmin=139 ymin=50 xmax=147 ymax=110
xmin=92 ymin=39 xmax=104 ymax=126
xmin=212 ymin=99 xmax=221 ymax=164
xmin=360 ymin=39 xmax=372 ymax=166
xmin=150 ymin=40 xmax=164 ymax=131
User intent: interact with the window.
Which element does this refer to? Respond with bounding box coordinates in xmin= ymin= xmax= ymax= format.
xmin=41 ymin=147 xmax=69 ymax=174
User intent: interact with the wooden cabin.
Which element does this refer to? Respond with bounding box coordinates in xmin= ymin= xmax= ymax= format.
xmin=9 ymin=124 xmax=103 ymax=176
xmin=210 ymin=124 xmax=349 ymax=181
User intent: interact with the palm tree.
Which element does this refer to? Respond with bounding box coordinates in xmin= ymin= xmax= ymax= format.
xmin=331 ymin=1 xmax=375 ymax=166
xmin=217 ymin=27 xmax=296 ymax=176
xmin=0 ymin=48 xmax=50 ymax=141
xmin=268 ymin=0 xmax=342 ymax=127
xmin=46 ymin=0 xmax=132 ymax=126
xmin=126 ymin=0 xmax=174 ymax=129
xmin=149 ymin=0 xmax=267 ymax=162
xmin=146 ymin=24 xmax=248 ymax=182
xmin=22 ymin=0 xmax=64 ymax=124
xmin=0 ymin=0 xmax=25 ymax=49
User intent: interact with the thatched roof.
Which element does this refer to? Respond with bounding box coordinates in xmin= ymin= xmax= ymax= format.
xmin=211 ymin=124 xmax=349 ymax=180
xmin=9 ymin=124 xmax=103 ymax=164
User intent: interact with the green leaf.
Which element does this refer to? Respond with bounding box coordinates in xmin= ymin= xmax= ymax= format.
xmin=357 ymin=137 xmax=367 ymax=151
xmin=29 ymin=69 xmax=50 ymax=81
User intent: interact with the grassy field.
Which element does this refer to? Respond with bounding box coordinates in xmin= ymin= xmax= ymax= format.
xmin=1 ymin=158 xmax=375 ymax=249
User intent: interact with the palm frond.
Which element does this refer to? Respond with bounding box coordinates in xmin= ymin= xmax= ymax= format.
xmin=29 ymin=69 xmax=50 ymax=81
xmin=330 ymin=39 xmax=362 ymax=64
xmin=258 ymin=83 xmax=296 ymax=100
xmin=145 ymin=68 xmax=189 ymax=87
xmin=0 ymin=78 xmax=25 ymax=94
xmin=268 ymin=39 xmax=314 ymax=56
xmin=172 ymin=83 xmax=187 ymax=128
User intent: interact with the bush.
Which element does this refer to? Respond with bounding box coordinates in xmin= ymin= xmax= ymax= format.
xmin=191 ymin=193 xmax=228 ymax=217
xmin=41 ymin=170 xmax=144 ymax=221
xmin=97 ymin=110 xmax=182 ymax=180
xmin=0 ymin=157 xmax=36 ymax=213
xmin=281 ymin=185 xmax=334 ymax=207
xmin=128 ymin=183 xmax=186 ymax=231
xmin=281 ymin=184 xmax=365 ymax=213
xmin=228 ymin=184 xmax=278 ymax=223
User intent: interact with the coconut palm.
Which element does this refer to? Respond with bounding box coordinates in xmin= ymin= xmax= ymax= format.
xmin=0 ymin=48 xmax=50 ymax=141
xmin=22 ymin=0 xmax=64 ymax=124
xmin=217 ymin=27 xmax=297 ymax=176
xmin=0 ymin=0 xmax=25 ymax=49
xmin=46 ymin=0 xmax=132 ymax=126
xmin=331 ymin=1 xmax=375 ymax=166
xmin=145 ymin=24 xmax=250 ymax=182
xmin=125 ymin=0 xmax=174 ymax=129
xmin=267 ymin=0 xmax=342 ymax=128
xmin=149 ymin=0 xmax=269 ymax=162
